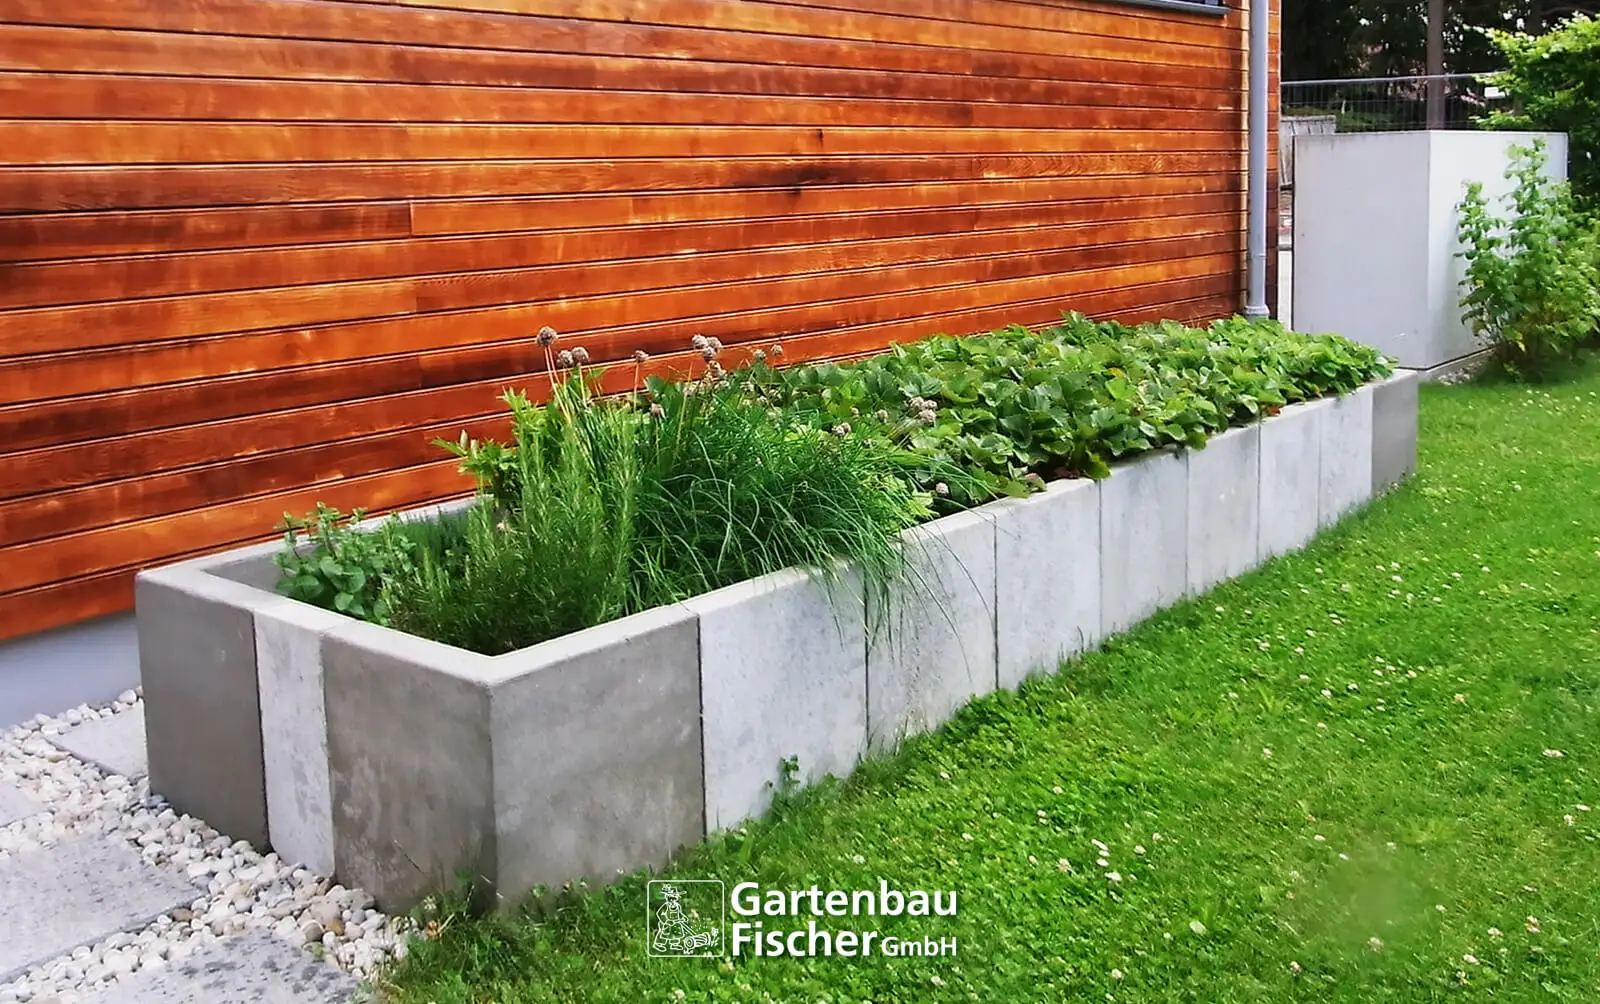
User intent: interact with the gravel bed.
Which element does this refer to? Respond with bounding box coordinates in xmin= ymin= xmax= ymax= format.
xmin=0 ymin=692 xmax=411 ymax=1002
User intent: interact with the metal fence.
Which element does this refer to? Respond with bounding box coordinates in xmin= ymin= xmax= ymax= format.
xmin=1277 ymin=73 xmax=1510 ymax=253
xmin=1281 ymin=72 xmax=1506 ymax=135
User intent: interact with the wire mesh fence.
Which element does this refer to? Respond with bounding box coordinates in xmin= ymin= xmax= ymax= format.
xmin=1281 ymin=73 xmax=1507 ymax=134
xmin=1277 ymin=73 xmax=1511 ymax=253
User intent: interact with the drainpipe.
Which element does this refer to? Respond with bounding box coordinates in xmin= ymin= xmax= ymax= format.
xmin=1244 ymin=0 xmax=1270 ymax=319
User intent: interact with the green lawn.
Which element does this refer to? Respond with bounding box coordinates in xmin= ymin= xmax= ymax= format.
xmin=385 ymin=359 xmax=1600 ymax=1004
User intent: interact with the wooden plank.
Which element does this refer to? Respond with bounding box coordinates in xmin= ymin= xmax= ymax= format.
xmin=1 ymin=173 xmax=1241 ymax=262
xmin=4 ymin=460 xmax=473 ymax=594
xmin=0 ymin=0 xmax=1241 ymax=69
xmin=0 ymin=201 xmax=414 ymax=262
xmin=0 ymin=25 xmax=1241 ymax=105
xmin=0 ymin=279 xmax=419 ymax=358
xmin=0 ymin=122 xmax=1242 ymax=166
xmin=754 ymin=0 xmax=1239 ymax=43
xmin=0 ymin=416 xmax=506 ymax=546
xmin=334 ymin=0 xmax=1242 ymax=63
xmin=0 ymin=192 xmax=1242 ymax=310
xmin=0 ymin=229 xmax=1243 ymax=390
xmin=0 ymin=73 xmax=1240 ymax=131
xmin=409 ymin=173 xmax=1243 ymax=238
xmin=0 ymin=250 xmax=1240 ymax=499
xmin=410 ymin=215 xmax=1245 ymax=314
xmin=0 ymin=460 xmax=472 ymax=630
xmin=0 ymin=568 xmax=134 ymax=643
xmin=0 ymin=151 xmax=1245 ymax=212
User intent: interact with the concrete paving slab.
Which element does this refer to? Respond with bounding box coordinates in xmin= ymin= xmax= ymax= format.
xmin=0 ymin=779 xmax=44 ymax=827
xmin=51 ymin=707 xmax=148 ymax=779
xmin=86 ymin=930 xmax=364 ymax=1004
xmin=0 ymin=835 xmax=200 ymax=983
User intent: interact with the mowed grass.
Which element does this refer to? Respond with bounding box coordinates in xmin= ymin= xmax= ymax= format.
xmin=384 ymin=359 xmax=1600 ymax=1004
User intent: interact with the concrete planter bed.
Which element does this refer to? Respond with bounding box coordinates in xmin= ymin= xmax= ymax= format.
xmin=136 ymin=372 xmax=1419 ymax=911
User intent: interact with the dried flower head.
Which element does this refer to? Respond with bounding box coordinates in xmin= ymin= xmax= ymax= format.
xmin=537 ymin=326 xmax=559 ymax=347
xmin=691 ymin=334 xmax=710 ymax=350
xmin=683 ymin=383 xmax=698 ymax=397
xmin=632 ymin=349 xmax=650 ymax=364
xmin=934 ymin=482 xmax=950 ymax=496
xmin=918 ymin=408 xmax=938 ymax=425
xmin=753 ymin=349 xmax=768 ymax=363
xmin=769 ymin=343 xmax=784 ymax=358
xmin=649 ymin=402 xmax=665 ymax=418
xmin=556 ymin=349 xmax=574 ymax=368
xmin=832 ymin=422 xmax=852 ymax=437
xmin=571 ymin=346 xmax=590 ymax=365
xmin=706 ymin=361 xmax=725 ymax=379
xmin=699 ymin=346 xmax=718 ymax=361
xmin=875 ymin=409 xmax=890 ymax=423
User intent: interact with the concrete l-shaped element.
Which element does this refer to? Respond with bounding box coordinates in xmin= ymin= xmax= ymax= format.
xmin=135 ymin=371 xmax=1419 ymax=911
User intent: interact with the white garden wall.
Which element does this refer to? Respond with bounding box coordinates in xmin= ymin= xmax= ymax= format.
xmin=1294 ymin=131 xmax=1568 ymax=370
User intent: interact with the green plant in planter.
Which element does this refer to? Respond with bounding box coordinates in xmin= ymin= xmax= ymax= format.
xmin=1457 ymin=141 xmax=1600 ymax=377
xmin=389 ymin=341 xmax=939 ymax=655
xmin=273 ymin=503 xmax=471 ymax=623
xmin=758 ymin=315 xmax=1388 ymax=489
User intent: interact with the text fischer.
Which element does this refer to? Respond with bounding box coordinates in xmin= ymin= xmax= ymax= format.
xmin=729 ymin=881 xmax=959 ymax=958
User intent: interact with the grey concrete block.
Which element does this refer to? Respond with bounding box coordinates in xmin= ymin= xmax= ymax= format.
xmin=1259 ymin=398 xmax=1328 ymax=560
xmin=201 ymin=539 xmax=287 ymax=592
xmin=0 ymin=836 xmax=200 ymax=983
xmin=1319 ymin=384 xmax=1376 ymax=525
xmin=993 ymin=479 xmax=1101 ymax=688
xmin=688 ymin=569 xmax=867 ymax=831
xmin=1186 ymin=425 xmax=1262 ymax=595
xmin=1099 ymin=449 xmax=1187 ymax=636
xmin=322 ymin=621 xmax=496 ymax=912
xmin=490 ymin=604 xmax=703 ymax=901
xmin=51 ymin=706 xmax=147 ymax=779
xmin=136 ymin=567 xmax=270 ymax=849
xmin=1372 ymin=369 xmax=1420 ymax=492
xmin=324 ymin=602 xmax=704 ymax=912
xmin=0 ymin=780 xmax=43 ymax=827
xmin=257 ymin=599 xmax=347 ymax=876
xmin=86 ymin=929 xmax=361 ymax=1004
xmin=867 ymin=510 xmax=997 ymax=750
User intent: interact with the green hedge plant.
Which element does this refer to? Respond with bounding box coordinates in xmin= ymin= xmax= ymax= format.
xmin=1457 ymin=141 xmax=1600 ymax=377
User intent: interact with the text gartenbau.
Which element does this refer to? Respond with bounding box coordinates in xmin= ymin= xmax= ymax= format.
xmin=729 ymin=881 xmax=959 ymax=959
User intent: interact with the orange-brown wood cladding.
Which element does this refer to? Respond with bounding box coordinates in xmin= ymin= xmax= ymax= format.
xmin=0 ymin=0 xmax=1271 ymax=641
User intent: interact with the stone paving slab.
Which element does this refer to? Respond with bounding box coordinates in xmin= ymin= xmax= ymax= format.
xmin=51 ymin=707 xmax=148 ymax=779
xmin=0 ymin=835 xmax=199 ymax=984
xmin=87 ymin=930 xmax=365 ymax=1004
xmin=0 ymin=780 xmax=44 ymax=827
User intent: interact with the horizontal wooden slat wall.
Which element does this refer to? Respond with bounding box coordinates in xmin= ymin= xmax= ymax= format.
xmin=0 ymin=0 xmax=1258 ymax=640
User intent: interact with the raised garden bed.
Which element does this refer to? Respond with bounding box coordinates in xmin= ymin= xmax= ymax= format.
xmin=136 ymin=369 xmax=1419 ymax=911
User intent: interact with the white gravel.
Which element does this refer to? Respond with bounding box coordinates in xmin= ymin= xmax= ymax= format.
xmin=0 ymin=692 xmax=412 ymax=1002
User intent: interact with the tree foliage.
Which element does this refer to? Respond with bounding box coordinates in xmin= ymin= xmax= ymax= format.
xmin=1482 ymin=14 xmax=1600 ymax=207
xmin=1284 ymin=0 xmax=1600 ymax=81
